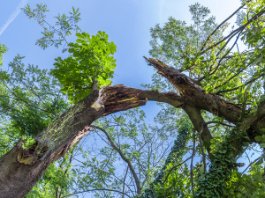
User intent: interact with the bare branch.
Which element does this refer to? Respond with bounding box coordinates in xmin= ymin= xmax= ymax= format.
xmin=200 ymin=7 xmax=265 ymax=55
xmin=91 ymin=125 xmax=142 ymax=195
xmin=200 ymin=3 xmax=246 ymax=51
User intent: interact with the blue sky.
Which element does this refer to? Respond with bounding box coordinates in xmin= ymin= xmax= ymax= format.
xmin=0 ymin=0 xmax=241 ymax=87
xmin=0 ymin=0 xmax=242 ymax=196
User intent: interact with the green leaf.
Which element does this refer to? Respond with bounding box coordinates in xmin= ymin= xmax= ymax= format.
xmin=51 ymin=31 xmax=117 ymax=103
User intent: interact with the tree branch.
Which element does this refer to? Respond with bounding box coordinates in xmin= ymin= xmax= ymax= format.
xmin=183 ymin=106 xmax=212 ymax=157
xmin=200 ymin=3 xmax=246 ymax=51
xmin=91 ymin=125 xmax=142 ymax=195
xmin=145 ymin=57 xmax=242 ymax=124
xmin=200 ymin=7 xmax=265 ymax=55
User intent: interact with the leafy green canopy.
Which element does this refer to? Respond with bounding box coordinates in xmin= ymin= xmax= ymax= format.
xmin=0 ymin=56 xmax=67 ymax=138
xmin=27 ymin=151 xmax=74 ymax=198
xmin=51 ymin=31 xmax=117 ymax=103
xmin=149 ymin=2 xmax=265 ymax=108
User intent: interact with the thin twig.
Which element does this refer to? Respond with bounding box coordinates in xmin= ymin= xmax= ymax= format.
xmin=163 ymin=156 xmax=192 ymax=183
xmin=91 ymin=125 xmax=142 ymax=195
xmin=200 ymin=3 xmax=247 ymax=51
xmin=241 ymin=156 xmax=262 ymax=175
xmin=122 ymin=166 xmax=129 ymax=198
xmin=200 ymin=8 xmax=265 ymax=55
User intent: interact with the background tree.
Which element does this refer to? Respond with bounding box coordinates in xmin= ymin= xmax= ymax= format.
xmin=142 ymin=1 xmax=265 ymax=197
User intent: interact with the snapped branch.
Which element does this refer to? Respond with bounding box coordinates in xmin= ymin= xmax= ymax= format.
xmin=145 ymin=57 xmax=242 ymax=124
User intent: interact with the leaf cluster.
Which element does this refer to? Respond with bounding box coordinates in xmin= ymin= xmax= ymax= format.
xmin=23 ymin=3 xmax=81 ymax=49
xmin=0 ymin=55 xmax=67 ymax=138
xmin=52 ymin=31 xmax=117 ymax=103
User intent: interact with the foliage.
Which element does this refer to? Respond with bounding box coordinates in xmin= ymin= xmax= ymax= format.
xmin=142 ymin=115 xmax=193 ymax=198
xmin=0 ymin=55 xmax=70 ymax=196
xmin=70 ymin=109 xmax=175 ymax=197
xmin=0 ymin=44 xmax=6 ymax=65
xmin=52 ymin=31 xmax=117 ymax=103
xmin=230 ymin=163 xmax=265 ymax=197
xmin=23 ymin=3 xmax=81 ymax=50
xmin=146 ymin=1 xmax=265 ymax=197
xmin=0 ymin=55 xmax=67 ymax=137
xmin=26 ymin=151 xmax=74 ymax=198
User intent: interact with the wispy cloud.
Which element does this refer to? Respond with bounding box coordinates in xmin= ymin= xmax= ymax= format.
xmin=0 ymin=0 xmax=29 ymax=36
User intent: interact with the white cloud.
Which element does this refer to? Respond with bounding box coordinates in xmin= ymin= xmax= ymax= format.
xmin=0 ymin=0 xmax=29 ymax=36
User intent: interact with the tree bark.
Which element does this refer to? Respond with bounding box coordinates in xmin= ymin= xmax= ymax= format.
xmin=0 ymin=86 xmax=152 ymax=198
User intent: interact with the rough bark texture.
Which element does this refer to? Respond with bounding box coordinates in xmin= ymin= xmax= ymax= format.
xmin=145 ymin=58 xmax=242 ymax=124
xmin=0 ymin=86 xmax=150 ymax=198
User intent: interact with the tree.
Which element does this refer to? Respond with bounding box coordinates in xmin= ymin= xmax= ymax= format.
xmin=0 ymin=1 xmax=265 ymax=197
